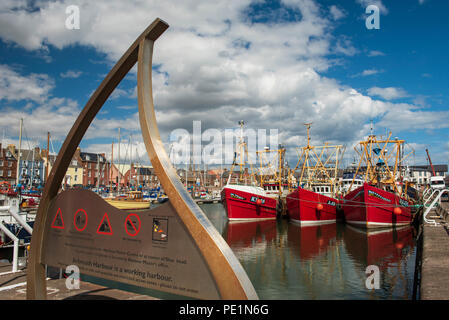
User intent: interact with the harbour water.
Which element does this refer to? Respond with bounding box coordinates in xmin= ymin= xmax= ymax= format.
xmin=203 ymin=203 xmax=418 ymax=300
xmin=0 ymin=202 xmax=418 ymax=300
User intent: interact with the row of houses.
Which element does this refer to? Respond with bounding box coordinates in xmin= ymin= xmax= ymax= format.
xmin=0 ymin=143 xmax=160 ymax=189
xmin=1 ymin=142 xmax=448 ymax=189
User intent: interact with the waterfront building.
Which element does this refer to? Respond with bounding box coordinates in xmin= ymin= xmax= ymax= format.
xmin=0 ymin=143 xmax=18 ymax=185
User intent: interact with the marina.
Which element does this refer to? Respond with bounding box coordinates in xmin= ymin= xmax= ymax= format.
xmin=0 ymin=2 xmax=448 ymax=305
xmin=0 ymin=201 xmax=420 ymax=299
xmin=1 ymin=117 xmax=448 ymax=300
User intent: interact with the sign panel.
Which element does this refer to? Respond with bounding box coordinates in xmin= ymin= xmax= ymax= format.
xmin=42 ymin=189 xmax=220 ymax=299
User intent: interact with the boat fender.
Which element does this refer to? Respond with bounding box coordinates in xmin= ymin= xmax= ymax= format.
xmin=316 ymin=203 xmax=323 ymax=211
xmin=393 ymin=207 xmax=402 ymax=215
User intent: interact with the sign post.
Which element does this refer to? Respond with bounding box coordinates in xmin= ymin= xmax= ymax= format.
xmin=27 ymin=18 xmax=257 ymax=300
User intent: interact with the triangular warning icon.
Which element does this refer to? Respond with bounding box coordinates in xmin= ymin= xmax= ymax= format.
xmin=51 ymin=208 xmax=65 ymax=229
xmin=97 ymin=213 xmax=113 ymax=235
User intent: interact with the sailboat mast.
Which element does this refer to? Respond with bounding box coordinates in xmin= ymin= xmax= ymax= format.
xmin=118 ymin=127 xmax=121 ymax=190
xmin=110 ymin=141 xmax=113 ymax=190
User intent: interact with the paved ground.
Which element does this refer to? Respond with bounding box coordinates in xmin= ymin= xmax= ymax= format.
xmin=420 ymin=202 xmax=449 ymax=300
xmin=0 ymin=262 xmax=157 ymax=300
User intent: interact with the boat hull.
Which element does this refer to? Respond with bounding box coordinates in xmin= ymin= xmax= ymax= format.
xmin=105 ymin=199 xmax=150 ymax=210
xmin=286 ymin=187 xmax=339 ymax=226
xmin=343 ymin=184 xmax=413 ymax=229
xmin=221 ymin=187 xmax=277 ymax=221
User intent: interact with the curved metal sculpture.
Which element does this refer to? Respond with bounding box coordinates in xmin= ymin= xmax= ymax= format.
xmin=27 ymin=18 xmax=257 ymax=300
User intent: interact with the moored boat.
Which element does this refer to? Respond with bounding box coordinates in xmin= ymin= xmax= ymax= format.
xmin=105 ymin=190 xmax=150 ymax=210
xmin=342 ymin=183 xmax=412 ymax=228
xmin=285 ymin=123 xmax=343 ymax=226
xmin=221 ymin=120 xmax=279 ymax=221
xmin=341 ymin=128 xmax=416 ymax=229
xmin=221 ymin=184 xmax=277 ymax=221
xmin=286 ymin=187 xmax=339 ymax=226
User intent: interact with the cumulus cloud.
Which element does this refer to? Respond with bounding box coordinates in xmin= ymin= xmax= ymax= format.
xmin=367 ymin=87 xmax=409 ymax=100
xmin=0 ymin=64 xmax=54 ymax=103
xmin=0 ymin=0 xmax=447 ymax=166
xmin=329 ymin=5 xmax=346 ymax=20
xmin=60 ymin=70 xmax=83 ymax=78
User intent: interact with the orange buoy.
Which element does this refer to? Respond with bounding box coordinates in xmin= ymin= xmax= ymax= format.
xmin=317 ymin=203 xmax=324 ymax=211
xmin=393 ymin=207 xmax=402 ymax=215
xmin=256 ymin=198 xmax=262 ymax=205
xmin=395 ymin=242 xmax=404 ymax=250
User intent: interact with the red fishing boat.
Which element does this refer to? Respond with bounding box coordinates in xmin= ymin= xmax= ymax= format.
xmin=221 ymin=121 xmax=280 ymax=221
xmin=341 ymin=129 xmax=416 ymax=229
xmin=221 ymin=185 xmax=277 ymax=221
xmin=285 ymin=123 xmax=343 ymax=226
xmin=286 ymin=187 xmax=339 ymax=225
xmin=343 ymin=183 xmax=412 ymax=228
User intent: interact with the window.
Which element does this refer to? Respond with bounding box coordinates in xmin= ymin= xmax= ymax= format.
xmin=0 ymin=160 xmax=3 ymax=166
xmin=0 ymin=170 xmax=3 ymax=176
xmin=7 ymin=170 xmax=11 ymax=177
xmin=88 ymin=171 xmax=91 ymax=177
xmin=74 ymin=176 xmax=77 ymax=182
xmin=75 ymin=167 xmax=78 ymax=172
xmin=88 ymin=163 xmax=91 ymax=169
xmin=8 ymin=161 xmax=12 ymax=167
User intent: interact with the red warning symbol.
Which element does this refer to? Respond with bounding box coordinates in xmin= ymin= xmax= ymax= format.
xmin=73 ymin=209 xmax=88 ymax=232
xmin=51 ymin=208 xmax=65 ymax=229
xmin=97 ymin=213 xmax=113 ymax=235
xmin=124 ymin=213 xmax=141 ymax=237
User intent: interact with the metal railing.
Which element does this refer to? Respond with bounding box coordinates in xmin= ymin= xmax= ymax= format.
xmin=423 ymin=189 xmax=449 ymax=226
xmin=0 ymin=205 xmax=33 ymax=274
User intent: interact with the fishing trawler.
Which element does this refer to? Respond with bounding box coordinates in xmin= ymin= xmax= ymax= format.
xmin=221 ymin=121 xmax=278 ymax=221
xmin=286 ymin=124 xmax=344 ymax=225
xmin=342 ymin=130 xmax=415 ymax=228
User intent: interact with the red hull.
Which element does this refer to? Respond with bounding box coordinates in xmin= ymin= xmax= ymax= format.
xmin=286 ymin=187 xmax=338 ymax=225
xmin=221 ymin=187 xmax=277 ymax=221
xmin=343 ymin=183 xmax=413 ymax=229
xmin=287 ymin=223 xmax=337 ymax=260
xmin=343 ymin=225 xmax=414 ymax=265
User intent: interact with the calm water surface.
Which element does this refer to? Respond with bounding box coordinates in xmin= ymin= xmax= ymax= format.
xmin=201 ymin=203 xmax=418 ymax=300
xmin=0 ymin=202 xmax=417 ymax=300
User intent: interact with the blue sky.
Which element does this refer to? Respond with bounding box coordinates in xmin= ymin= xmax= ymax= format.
xmin=0 ymin=0 xmax=448 ymax=168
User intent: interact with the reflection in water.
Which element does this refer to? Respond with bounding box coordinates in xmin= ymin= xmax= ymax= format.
xmin=201 ymin=203 xmax=417 ymax=300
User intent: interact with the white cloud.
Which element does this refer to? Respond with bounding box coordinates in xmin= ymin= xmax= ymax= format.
xmin=357 ymin=0 xmax=388 ymax=15
xmin=0 ymin=0 xmax=447 ymax=166
xmin=352 ymin=69 xmax=384 ymax=77
xmin=0 ymin=64 xmax=54 ymax=103
xmin=60 ymin=70 xmax=83 ymax=78
xmin=367 ymin=87 xmax=409 ymax=100
xmin=329 ymin=5 xmax=346 ymax=20
xmin=367 ymin=50 xmax=385 ymax=57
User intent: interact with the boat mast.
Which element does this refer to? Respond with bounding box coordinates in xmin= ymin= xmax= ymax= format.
xmin=118 ymin=127 xmax=121 ymax=191
xmin=45 ymin=132 xmax=50 ymax=181
xmin=110 ymin=141 xmax=114 ymax=190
